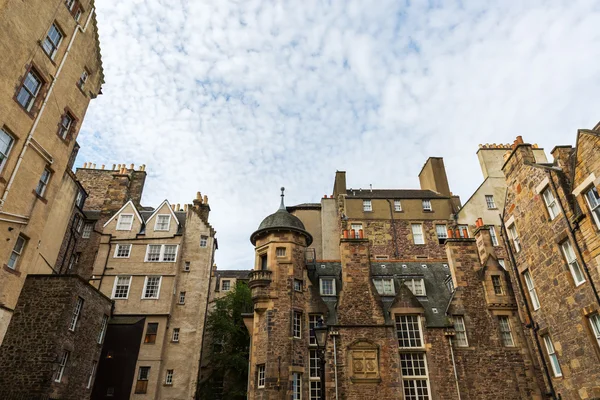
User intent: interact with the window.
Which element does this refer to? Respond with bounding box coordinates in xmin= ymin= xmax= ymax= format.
xmin=585 ymin=187 xmax=600 ymax=229
xmin=561 ymin=241 xmax=585 ymax=286
xmin=17 ymin=69 xmax=42 ymax=111
xmin=257 ymin=364 xmax=266 ymax=388
xmin=114 ymin=244 xmax=131 ymax=258
xmin=542 ymin=188 xmax=560 ymax=220
xmin=435 ymin=225 xmax=447 ymax=244
xmin=66 ymin=0 xmax=76 ymax=10
xmin=400 ymin=353 xmax=430 ymax=400
xmin=74 ymin=8 xmax=82 ymax=22
xmin=67 ymin=253 xmax=78 ymax=270
xmin=589 ymin=314 xmax=600 ymax=349
xmin=87 ymin=361 xmax=97 ymax=389
xmin=309 ymin=349 xmax=321 ymax=399
xmin=36 ymin=168 xmax=51 ymax=196
xmin=58 ymin=113 xmax=73 ymax=139
xmin=154 ymin=214 xmax=171 ymax=231
xmin=82 ymin=222 xmax=93 ymax=238
xmin=445 ymin=277 xmax=454 ymax=293
xmin=200 ymin=235 xmax=208 ymax=247
xmin=221 ymin=280 xmax=231 ymax=291
xmin=7 ymin=235 xmax=27 ymax=270
xmin=412 ymin=224 xmax=424 ymax=245
xmin=491 ymin=276 xmax=503 ymax=295
xmin=135 ymin=367 xmax=150 ymax=394
xmin=75 ymin=190 xmax=85 ymax=209
xmin=165 ymin=370 xmax=174 ymax=385
xmin=523 ymin=270 xmax=540 ymax=310
xmin=143 ymin=276 xmax=162 ymax=299
xmin=351 ymin=223 xmax=362 ymax=239
xmin=498 ymin=259 xmax=506 ymax=270
xmin=179 ymin=291 xmax=186 ymax=304
xmin=0 ymin=129 xmax=14 ymax=171
xmin=172 ymin=328 xmax=180 ymax=342
xmin=508 ymin=224 xmax=520 ymax=253
xmin=310 ymin=380 xmax=321 ymax=400
xmin=112 ymin=276 xmax=131 ymax=299
xmin=394 ymin=200 xmax=402 ymax=212
xmin=543 ymin=335 xmax=562 ymax=377
xmin=498 ymin=316 xmax=514 ymax=347
xmin=98 ymin=315 xmax=108 ymax=344
xmin=144 ymin=323 xmax=158 ymax=344
xmin=42 ymin=23 xmax=63 ymax=59
xmin=260 ymin=254 xmax=268 ymax=270
xmin=422 ymin=199 xmax=432 ymax=211
xmin=184 ymin=261 xmax=190 ymax=272
xmin=292 ymin=372 xmax=302 ymax=400
xmin=320 ymin=278 xmax=336 ymax=296
xmin=405 ymin=279 xmax=426 ymax=296
xmin=309 ymin=314 xmax=323 ymax=346
xmin=294 ymin=279 xmax=302 ymax=292
xmin=106 ymin=387 xmax=115 ymax=397
xmin=453 ymin=316 xmax=468 ymax=347
xmin=363 ymin=199 xmax=372 ymax=211
xmin=276 ymin=247 xmax=286 ymax=257
xmin=458 ymin=225 xmax=469 ymax=238
xmin=489 ymin=226 xmax=499 ymax=246
xmin=145 ymin=244 xmax=178 ymax=262
xmin=485 ymin=195 xmax=496 ymax=209
xmin=373 ymin=278 xmax=395 ymax=295
xmin=116 ymin=214 xmax=133 ymax=230
xmin=69 ymin=297 xmax=83 ymax=331
xmin=78 ymin=69 xmax=88 ymax=90
xmin=54 ymin=350 xmax=69 ymax=383
xmin=395 ymin=315 xmax=423 ymax=348
xmin=292 ymin=311 xmax=302 ymax=339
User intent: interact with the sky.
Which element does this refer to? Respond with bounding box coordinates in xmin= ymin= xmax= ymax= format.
xmin=78 ymin=0 xmax=600 ymax=269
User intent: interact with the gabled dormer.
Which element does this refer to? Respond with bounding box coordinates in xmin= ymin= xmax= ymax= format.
xmin=102 ymin=200 xmax=143 ymax=237
xmin=143 ymin=200 xmax=180 ymax=238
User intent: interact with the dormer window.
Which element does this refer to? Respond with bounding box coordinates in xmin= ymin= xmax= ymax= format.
xmin=154 ymin=215 xmax=171 ymax=231
xmin=422 ymin=199 xmax=432 ymax=211
xmin=405 ymin=278 xmax=426 ymax=296
xmin=320 ymin=277 xmax=336 ymax=296
xmin=117 ymin=214 xmax=133 ymax=230
xmin=373 ymin=278 xmax=395 ymax=295
xmin=363 ymin=200 xmax=372 ymax=212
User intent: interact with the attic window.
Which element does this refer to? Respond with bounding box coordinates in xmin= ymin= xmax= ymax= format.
xmin=373 ymin=278 xmax=394 ymax=295
xmin=405 ymin=279 xmax=426 ymax=296
xmin=422 ymin=199 xmax=432 ymax=211
xmin=117 ymin=214 xmax=133 ymax=231
xmin=320 ymin=278 xmax=336 ymax=296
xmin=154 ymin=215 xmax=171 ymax=231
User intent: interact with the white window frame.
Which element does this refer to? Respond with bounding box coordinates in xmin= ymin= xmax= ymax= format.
xmin=144 ymin=244 xmax=179 ymax=262
xmin=78 ymin=69 xmax=88 ymax=89
xmin=309 ymin=314 xmax=323 ymax=346
xmin=400 ymin=352 xmax=430 ymax=400
xmin=589 ymin=314 xmax=600 ymax=349
xmin=36 ymin=167 xmax=51 ymax=197
xmin=17 ymin=69 xmax=42 ymax=111
xmin=422 ymin=199 xmax=432 ymax=211
xmin=412 ymin=224 xmax=424 ymax=245
xmin=142 ymin=276 xmax=162 ymax=299
xmin=453 ymin=316 xmax=468 ymax=347
xmin=485 ymin=195 xmax=496 ymax=209
xmin=257 ymin=364 xmax=266 ymax=388
xmin=373 ymin=277 xmax=395 ymax=295
xmin=276 ymin=247 xmax=286 ymax=257
xmin=221 ymin=280 xmax=231 ymax=291
xmin=184 ymin=261 xmax=190 ymax=272
xmin=82 ymin=222 xmax=93 ymax=238
xmin=489 ymin=226 xmax=499 ymax=246
xmin=54 ymin=350 xmax=70 ymax=383
xmin=112 ymin=276 xmax=131 ymax=299
xmin=319 ymin=277 xmax=336 ymax=296
xmin=59 ymin=113 xmax=73 ymax=139
xmin=42 ymin=23 xmax=63 ymax=59
xmin=395 ymin=315 xmax=424 ymax=349
xmin=498 ymin=316 xmax=515 ymax=347
xmin=458 ymin=225 xmax=469 ymax=238
xmin=523 ymin=270 xmax=540 ymax=310
xmin=154 ymin=214 xmax=171 ymax=231
xmin=584 ymin=186 xmax=600 ymax=229
xmin=350 ymin=223 xmax=363 ymax=239
xmin=69 ymin=297 xmax=83 ymax=331
xmin=292 ymin=372 xmax=302 ymax=400
xmin=292 ymin=311 xmax=302 ymax=339
xmin=435 ymin=224 xmax=447 ymax=244
xmin=405 ymin=278 xmax=426 ymax=296
xmin=165 ymin=369 xmax=174 ymax=385
xmin=87 ymin=360 xmax=97 ymax=389
xmin=542 ymin=187 xmax=560 ymax=220
xmin=561 ymin=241 xmax=586 ymax=286
xmin=114 ymin=244 xmax=132 ymax=258
xmin=66 ymin=0 xmax=76 ymax=11
xmin=543 ymin=335 xmax=562 ymax=377
xmin=363 ymin=199 xmax=372 ymax=212
xmin=394 ymin=200 xmax=402 ymax=212
xmin=200 ymin=235 xmax=208 ymax=247
xmin=0 ymin=129 xmax=14 ymax=172
xmin=172 ymin=328 xmax=180 ymax=342
xmin=7 ymin=235 xmax=26 ymax=270
xmin=309 ymin=348 xmax=321 ymax=379
xmin=179 ymin=291 xmax=186 ymax=304
xmin=508 ymin=224 xmax=520 ymax=253
xmin=116 ymin=214 xmax=134 ymax=231
xmin=98 ymin=315 xmax=108 ymax=344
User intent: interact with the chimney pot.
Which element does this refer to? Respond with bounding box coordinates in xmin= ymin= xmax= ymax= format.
xmin=516 ymin=136 xmax=524 ymax=144
xmin=92 ymin=163 xmax=96 ymax=169
xmin=343 ymin=230 xmax=349 ymax=239
xmin=196 ymin=192 xmax=202 ymax=200
xmin=204 ymin=195 xmax=208 ymax=204
xmin=112 ymin=164 xmax=116 ymax=170
xmin=83 ymin=162 xmax=88 ymax=168
xmin=359 ymin=229 xmax=364 ymax=239
xmin=130 ymin=163 xmax=134 ymax=170
xmin=447 ymin=228 xmax=453 ymax=238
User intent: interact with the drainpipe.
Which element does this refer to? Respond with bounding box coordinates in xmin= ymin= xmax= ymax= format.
xmin=0 ymin=8 xmax=96 ymax=209
xmin=547 ymin=171 xmax=600 ymax=307
xmin=386 ymin=200 xmax=399 ymax=258
xmin=448 ymin=337 xmax=461 ymax=400
xmin=333 ymin=335 xmax=339 ymax=400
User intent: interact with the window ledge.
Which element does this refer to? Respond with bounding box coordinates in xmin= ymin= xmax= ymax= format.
xmin=3 ymin=264 xmax=21 ymax=276
xmin=32 ymin=190 xmax=48 ymax=204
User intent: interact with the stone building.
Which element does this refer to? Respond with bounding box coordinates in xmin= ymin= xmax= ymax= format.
xmin=0 ymin=0 xmax=104 ymax=342
xmin=501 ymin=129 xmax=600 ymax=399
xmin=243 ymin=171 xmax=544 ymax=399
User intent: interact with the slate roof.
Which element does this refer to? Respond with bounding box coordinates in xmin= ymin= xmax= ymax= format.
xmin=346 ymin=189 xmax=448 ymax=199
xmin=216 ymin=270 xmax=251 ymax=280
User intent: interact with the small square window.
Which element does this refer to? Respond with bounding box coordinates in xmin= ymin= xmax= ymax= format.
xmin=320 ymin=278 xmax=336 ymax=296
xmin=405 ymin=278 xmax=426 ymax=296
xmin=117 ymin=214 xmax=134 ymax=231
xmin=221 ymin=280 xmax=231 ymax=291
xmin=294 ymin=279 xmax=302 ymax=292
xmin=422 ymin=199 xmax=432 ymax=211
xmin=363 ymin=199 xmax=372 ymax=212
xmin=155 ymin=215 xmax=171 ymax=231
xmin=82 ymin=222 xmax=93 ymax=238
xmin=114 ymin=244 xmax=131 ymax=258
xmin=276 ymin=247 xmax=286 ymax=257
xmin=179 ymin=291 xmax=186 ymax=304
xmin=200 ymin=235 xmax=208 ymax=247
xmin=184 ymin=261 xmax=190 ymax=272
xmin=485 ymin=195 xmax=496 ymax=209
xmin=373 ymin=278 xmax=395 ymax=295
xmin=394 ymin=200 xmax=402 ymax=212
xmin=172 ymin=328 xmax=180 ymax=342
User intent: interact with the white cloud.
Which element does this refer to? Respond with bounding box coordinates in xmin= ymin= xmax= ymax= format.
xmin=78 ymin=0 xmax=600 ymax=268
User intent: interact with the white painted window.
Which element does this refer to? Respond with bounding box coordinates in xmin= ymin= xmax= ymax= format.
xmin=320 ymin=278 xmax=336 ymax=296
xmin=146 ymin=244 xmax=161 ymax=261
xmin=400 ymin=352 xmax=430 ymax=400
xmin=257 ymin=364 xmax=266 ymax=388
xmin=292 ymin=372 xmax=302 ymax=400
xmin=69 ymin=297 xmax=83 ymax=331
xmin=363 ymin=199 xmax=372 ymax=211
xmin=59 ymin=113 xmax=73 ymax=139
xmin=179 ymin=291 xmax=186 ymax=304
xmin=74 ymin=8 xmax=82 ymax=22
xmin=98 ymin=315 xmax=108 ymax=344
xmin=42 ymin=23 xmax=63 ymax=59
xmin=422 ymin=199 xmax=432 ymax=211
xmin=221 ymin=280 xmax=230 ymax=291
xmin=405 ymin=278 xmax=426 ymax=296
xmin=542 ymin=187 xmax=560 ymax=220
xmin=584 ymin=187 xmax=600 ymax=230
xmin=172 ymin=328 xmax=180 ymax=342
xmin=54 ymin=350 xmax=70 ymax=382
xmin=394 ymin=200 xmax=402 ymax=212
xmin=200 ymin=235 xmax=208 ymax=247
xmin=485 ymin=195 xmax=496 ymax=209
xmin=589 ymin=314 xmax=600 ymax=349
xmin=184 ymin=261 xmax=190 ymax=272
xmin=309 ymin=314 xmax=323 ymax=346
xmin=561 ymin=241 xmax=585 ymax=286
xmin=87 ymin=361 xmax=97 ymax=389
xmin=165 ymin=370 xmax=174 ymax=385
xmin=154 ymin=215 xmax=171 ymax=231
xmin=163 ymin=245 xmax=177 ymax=262
xmin=66 ymin=0 xmax=76 ymax=11
xmin=489 ymin=226 xmax=499 ymax=246
xmin=142 ymin=276 xmax=162 ymax=299
xmin=112 ymin=276 xmax=131 ymax=299
xmin=309 ymin=349 xmax=320 ymax=379
xmin=116 ymin=214 xmax=133 ymax=231
xmin=435 ymin=225 xmax=447 ymax=244
xmin=492 ymin=276 xmax=503 ymax=295
xmin=0 ymin=129 xmax=14 ymax=172
xmin=453 ymin=316 xmax=468 ymax=347
xmin=395 ymin=315 xmax=423 ymax=348
xmin=144 ymin=244 xmax=178 ymax=262
xmin=543 ymin=335 xmax=562 ymax=377
xmin=114 ymin=244 xmax=131 ymax=258
xmin=498 ymin=316 xmax=514 ymax=347
xmin=523 ymin=270 xmax=540 ymax=310
xmin=8 ymin=235 xmax=26 ymax=270
xmin=276 ymin=247 xmax=286 ymax=257
xmin=82 ymin=222 xmax=93 ymax=238
xmin=458 ymin=225 xmax=469 ymax=238
xmin=351 ymin=223 xmax=362 ymax=239
xmin=508 ymin=224 xmax=520 ymax=253
xmin=293 ymin=311 xmax=302 ymax=339
xmin=36 ymin=168 xmax=51 ymax=197
xmin=373 ymin=278 xmax=395 ymax=295
xmin=17 ymin=69 xmax=42 ymax=111
xmin=412 ymin=224 xmax=424 ymax=245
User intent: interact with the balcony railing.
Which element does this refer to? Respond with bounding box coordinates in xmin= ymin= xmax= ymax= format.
xmin=248 ymin=269 xmax=272 ymax=289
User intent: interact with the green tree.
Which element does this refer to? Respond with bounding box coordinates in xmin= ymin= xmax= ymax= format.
xmin=198 ymin=281 xmax=252 ymax=399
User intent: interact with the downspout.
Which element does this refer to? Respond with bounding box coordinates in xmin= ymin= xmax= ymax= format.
xmin=448 ymin=337 xmax=461 ymax=400
xmin=0 ymin=8 xmax=96 ymax=209
xmin=547 ymin=171 xmax=600 ymax=307
xmin=500 ymin=216 xmax=557 ymax=400
xmin=196 ymin=241 xmax=216 ymax=399
xmin=333 ymin=335 xmax=339 ymax=400
xmin=386 ymin=200 xmax=399 ymax=258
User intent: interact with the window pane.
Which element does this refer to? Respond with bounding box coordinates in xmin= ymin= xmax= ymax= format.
xmin=147 ymin=245 xmax=161 ymax=261
xmin=144 ymin=277 xmax=161 ymax=298
xmin=395 ymin=315 xmax=422 ymax=348
xmin=163 ymin=245 xmax=177 ymax=261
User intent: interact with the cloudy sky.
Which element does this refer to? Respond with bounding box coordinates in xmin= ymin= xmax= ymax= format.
xmin=78 ymin=0 xmax=600 ymax=269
